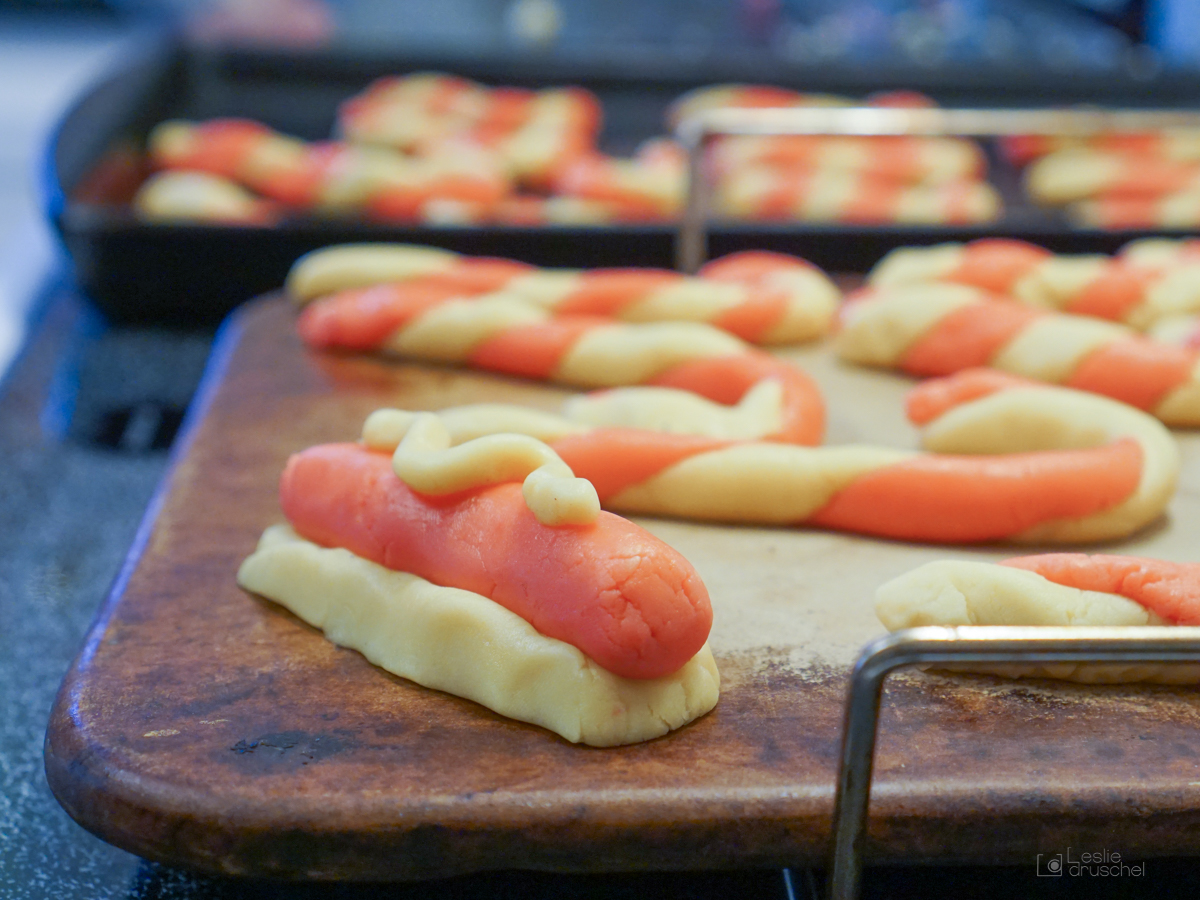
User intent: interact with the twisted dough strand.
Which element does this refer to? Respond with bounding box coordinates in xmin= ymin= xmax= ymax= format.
xmin=293 ymin=252 xmax=1177 ymax=542
xmin=875 ymin=556 xmax=1200 ymax=683
xmin=1069 ymin=191 xmax=1200 ymax=230
xmin=335 ymin=73 xmax=488 ymax=150
xmin=337 ymin=74 xmax=601 ymax=189
xmin=708 ymin=134 xmax=984 ymax=187
xmin=552 ymin=139 xmax=686 ymax=220
xmin=669 ymin=85 xmax=995 ymax=224
xmin=302 ymin=293 xmax=826 ymax=445
xmin=715 ymin=169 xmax=1000 ymax=224
xmin=1026 ymin=148 xmax=1200 ymax=205
xmin=838 ymin=282 xmax=1200 ymax=425
xmin=360 ymin=369 xmax=1178 ymax=544
xmin=133 ymin=171 xmax=279 ymax=226
xmin=870 ymin=238 xmax=1200 ymax=330
xmin=1120 ymin=237 xmax=1200 ymax=267
xmin=289 ymin=244 xmax=839 ymax=344
xmin=1003 ymin=130 xmax=1200 ymax=167
xmin=149 ymin=119 xmax=509 ymax=218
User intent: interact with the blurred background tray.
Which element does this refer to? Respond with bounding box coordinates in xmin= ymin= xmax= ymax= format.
xmin=46 ymin=39 xmax=1200 ymax=326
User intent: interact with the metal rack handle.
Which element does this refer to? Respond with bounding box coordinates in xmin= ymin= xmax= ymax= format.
xmin=827 ymin=625 xmax=1200 ymax=900
xmin=674 ymin=106 xmax=1200 ymax=273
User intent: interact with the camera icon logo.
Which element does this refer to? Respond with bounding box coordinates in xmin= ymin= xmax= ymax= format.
xmin=1037 ymin=853 xmax=1064 ymax=877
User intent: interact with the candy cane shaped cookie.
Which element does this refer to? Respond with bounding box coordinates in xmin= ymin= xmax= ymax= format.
xmin=361 ymin=369 xmax=1178 ymax=544
xmin=288 ymin=244 xmax=840 ymax=344
xmin=1093 ymin=130 xmax=1200 ymax=161
xmin=238 ymin=419 xmax=718 ymax=746
xmin=552 ymin=139 xmax=686 ymax=220
xmin=1025 ymin=149 xmax=1200 ymax=205
xmin=1004 ymin=130 xmax=1200 ymax=167
xmin=668 ymin=86 xmax=982 ymax=196
xmin=708 ymin=135 xmax=985 ymax=187
xmin=1120 ymin=237 xmax=1200 ymax=268
xmin=149 ymin=119 xmax=510 ymax=216
xmin=869 ymin=239 xmax=1055 ymax=294
xmin=870 ymin=239 xmax=1200 ymax=331
xmin=1067 ymin=191 xmax=1200 ymax=231
xmin=715 ymin=168 xmax=1001 ymax=224
xmin=876 ymin=555 xmax=1200 ymax=683
xmin=336 ymin=73 xmax=490 ymax=150
xmin=339 ymin=75 xmax=601 ymax=190
xmin=150 ymin=119 xmax=310 ymax=202
xmin=132 ymin=171 xmax=279 ymax=226
xmin=475 ymin=86 xmax=602 ymax=190
xmin=300 ymin=298 xmax=826 ymax=444
xmin=836 ymin=283 xmax=1200 ymax=425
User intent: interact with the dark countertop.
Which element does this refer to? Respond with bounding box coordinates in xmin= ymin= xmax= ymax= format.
xmin=4 ymin=280 xmax=1198 ymax=900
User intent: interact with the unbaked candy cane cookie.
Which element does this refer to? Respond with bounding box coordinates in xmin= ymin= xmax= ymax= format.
xmin=337 ymin=74 xmax=601 ymax=190
xmin=876 ymin=555 xmax=1200 ymax=683
xmin=869 ymin=239 xmax=1200 ymax=331
xmin=238 ymin=420 xmax=718 ymax=746
xmin=149 ymin=118 xmax=509 ymax=219
xmin=1025 ymin=148 xmax=1200 ymax=206
xmin=1068 ymin=191 xmax=1200 ymax=231
xmin=837 ymin=282 xmax=1200 ymax=425
xmin=669 ymin=85 xmax=993 ymax=221
xmin=551 ymin=139 xmax=686 ymax=221
xmin=301 ymin=299 xmax=826 ymax=446
xmin=361 ymin=369 xmax=1178 ymax=544
xmin=1003 ymin=130 xmax=1200 ymax=167
xmin=715 ymin=169 xmax=1000 ymax=224
xmin=133 ymin=171 xmax=279 ymax=226
xmin=1120 ymin=237 xmax=1200 ymax=268
xmin=334 ymin=72 xmax=489 ymax=150
xmin=288 ymin=243 xmax=840 ymax=345
xmin=708 ymin=134 xmax=984 ymax=187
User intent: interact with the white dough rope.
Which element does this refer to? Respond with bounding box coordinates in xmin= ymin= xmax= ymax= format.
xmin=375 ymin=410 xmax=599 ymax=526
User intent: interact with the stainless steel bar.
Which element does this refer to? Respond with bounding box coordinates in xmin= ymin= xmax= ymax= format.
xmin=826 ymin=625 xmax=1200 ymax=900
xmin=673 ymin=106 xmax=1200 ymax=272
xmin=678 ymin=107 xmax=1200 ymax=142
xmin=677 ymin=120 xmax=710 ymax=274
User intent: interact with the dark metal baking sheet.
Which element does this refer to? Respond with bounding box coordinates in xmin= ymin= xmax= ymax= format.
xmin=45 ymin=40 xmax=1200 ymax=326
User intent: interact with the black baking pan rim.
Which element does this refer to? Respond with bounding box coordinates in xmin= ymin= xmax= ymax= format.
xmin=177 ymin=42 xmax=1200 ymax=106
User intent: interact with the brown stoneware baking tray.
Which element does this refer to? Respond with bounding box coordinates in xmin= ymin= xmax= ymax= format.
xmin=45 ymin=296 xmax=1200 ymax=879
